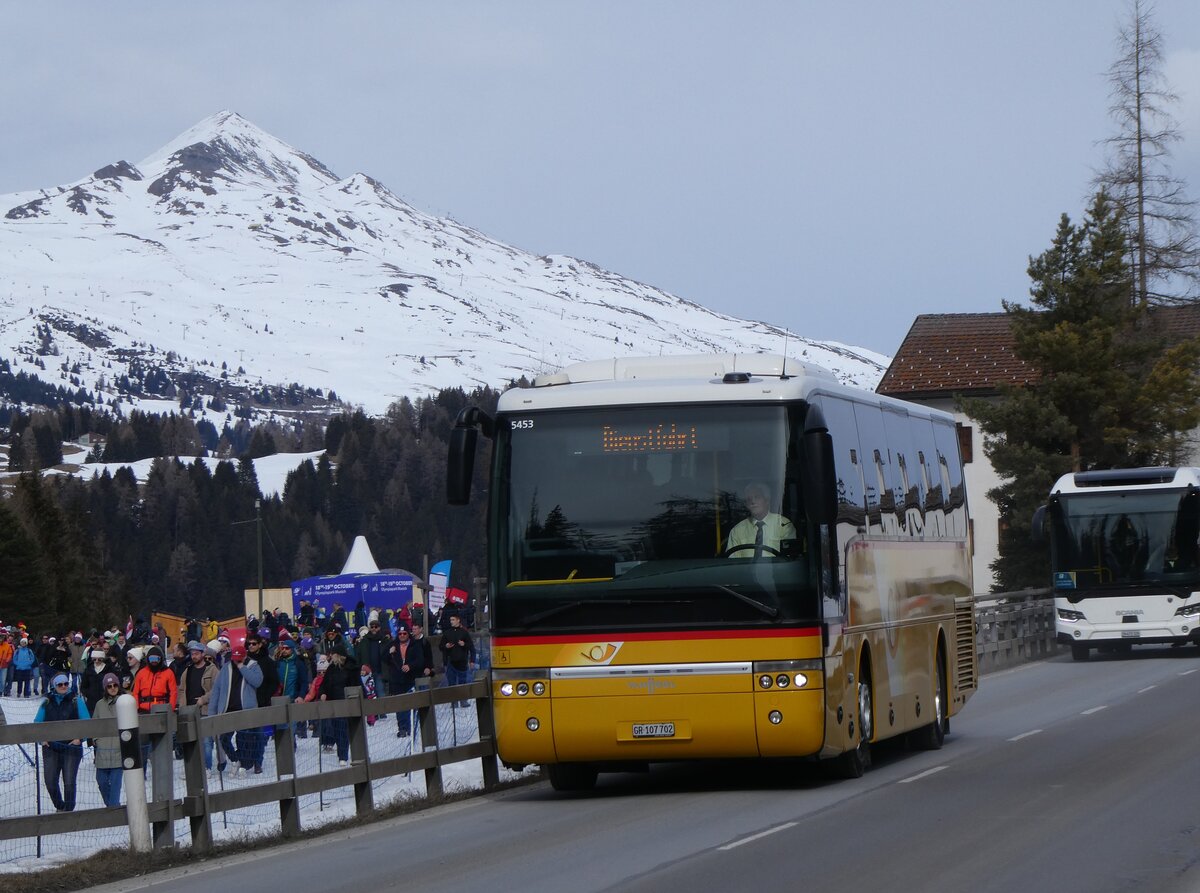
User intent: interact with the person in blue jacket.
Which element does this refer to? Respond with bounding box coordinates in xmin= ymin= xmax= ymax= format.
xmin=34 ymin=673 xmax=91 ymax=811
xmin=12 ymin=637 xmax=38 ymax=698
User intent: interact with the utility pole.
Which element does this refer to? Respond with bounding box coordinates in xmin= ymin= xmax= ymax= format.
xmin=256 ymin=498 xmax=264 ymax=617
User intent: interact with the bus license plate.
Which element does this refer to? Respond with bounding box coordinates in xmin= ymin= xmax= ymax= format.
xmin=632 ymin=722 xmax=675 ymax=738
xmin=1121 ymin=630 xmax=1140 ymax=638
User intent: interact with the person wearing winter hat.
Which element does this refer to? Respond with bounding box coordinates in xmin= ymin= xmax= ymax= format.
xmin=316 ymin=641 xmax=357 ymax=765
xmin=90 ymin=673 xmax=124 ymax=807
xmin=122 ymin=647 xmax=144 ymax=693
xmin=80 ymin=647 xmax=120 ymax=714
xmin=235 ymin=634 xmax=277 ymax=773
xmin=11 ymin=636 xmax=37 ymax=697
xmin=207 ymin=640 xmax=258 ymax=775
xmin=0 ymin=629 xmax=13 ymax=697
xmin=131 ymin=645 xmax=178 ymax=713
xmin=272 ymin=632 xmax=309 ymax=741
xmin=181 ymin=641 xmax=218 ymax=772
xmin=34 ymin=673 xmax=90 ymax=811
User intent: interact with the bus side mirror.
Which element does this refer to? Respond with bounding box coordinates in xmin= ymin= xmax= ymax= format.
xmin=447 ymin=406 xmax=496 ymax=506
xmin=1031 ymin=504 xmax=1047 ymax=543
xmin=447 ymin=426 xmax=477 ymax=505
xmin=802 ymin=429 xmax=836 ymax=527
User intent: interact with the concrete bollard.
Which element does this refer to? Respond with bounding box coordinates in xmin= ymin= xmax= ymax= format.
xmin=116 ymin=693 xmax=151 ymax=853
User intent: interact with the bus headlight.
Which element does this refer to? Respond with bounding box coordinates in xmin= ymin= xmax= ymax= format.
xmin=1174 ymin=603 xmax=1200 ymax=617
xmin=532 ymin=681 xmax=546 ymax=696
xmin=526 ymin=717 xmax=540 ymax=731
xmin=517 ymin=682 xmax=530 ymax=696
xmin=768 ymin=710 xmax=783 ymax=724
xmin=793 ymin=673 xmax=809 ymax=688
xmin=500 ymin=682 xmax=514 ymax=697
xmin=1058 ymin=608 xmax=1085 ymax=622
xmin=775 ymin=674 xmax=790 ymax=688
xmin=758 ymin=674 xmax=773 ymax=689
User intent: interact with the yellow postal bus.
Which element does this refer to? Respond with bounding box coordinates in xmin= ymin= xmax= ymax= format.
xmin=448 ymin=354 xmax=977 ymax=790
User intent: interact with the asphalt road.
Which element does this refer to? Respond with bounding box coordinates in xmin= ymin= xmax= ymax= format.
xmin=96 ymin=646 xmax=1200 ymax=893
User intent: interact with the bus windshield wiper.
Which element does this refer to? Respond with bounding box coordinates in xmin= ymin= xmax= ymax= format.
xmin=711 ymin=585 xmax=779 ymax=619
xmin=518 ymin=598 xmax=679 ymax=629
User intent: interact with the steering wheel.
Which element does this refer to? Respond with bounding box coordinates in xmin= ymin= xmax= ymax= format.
xmin=720 ymin=543 xmax=781 ymax=559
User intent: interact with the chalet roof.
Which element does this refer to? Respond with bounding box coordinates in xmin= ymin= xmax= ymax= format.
xmin=878 ymin=306 xmax=1200 ymax=400
xmin=876 ymin=313 xmax=1037 ymax=399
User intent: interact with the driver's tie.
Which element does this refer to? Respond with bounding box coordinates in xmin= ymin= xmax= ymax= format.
xmin=754 ymin=520 xmax=765 ymax=558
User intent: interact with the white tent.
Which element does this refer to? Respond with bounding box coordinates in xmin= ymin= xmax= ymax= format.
xmin=340 ymin=535 xmax=381 ymax=575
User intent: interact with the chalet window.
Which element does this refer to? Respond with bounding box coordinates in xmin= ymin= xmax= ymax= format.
xmin=956 ymin=423 xmax=973 ymax=464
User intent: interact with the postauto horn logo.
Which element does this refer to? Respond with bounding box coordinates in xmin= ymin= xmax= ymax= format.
xmin=581 ymin=643 xmax=622 ymax=665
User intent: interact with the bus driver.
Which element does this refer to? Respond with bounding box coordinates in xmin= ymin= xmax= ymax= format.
xmin=725 ymin=482 xmax=796 ymax=558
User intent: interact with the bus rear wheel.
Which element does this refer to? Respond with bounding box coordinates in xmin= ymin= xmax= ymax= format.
xmin=833 ymin=670 xmax=873 ymax=779
xmin=912 ymin=647 xmax=947 ymax=750
xmin=546 ymin=763 xmax=598 ymax=792
xmin=1070 ymin=643 xmax=1090 ymax=661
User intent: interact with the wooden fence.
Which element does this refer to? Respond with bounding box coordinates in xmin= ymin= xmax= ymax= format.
xmin=0 ymin=676 xmax=495 ymax=854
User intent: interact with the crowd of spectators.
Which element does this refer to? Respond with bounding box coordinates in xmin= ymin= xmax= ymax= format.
xmin=2 ymin=600 xmax=478 ymax=812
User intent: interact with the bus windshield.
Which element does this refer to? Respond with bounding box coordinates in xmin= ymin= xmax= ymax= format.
xmin=492 ymin=404 xmax=820 ymax=631
xmin=1049 ymin=488 xmax=1200 ymax=593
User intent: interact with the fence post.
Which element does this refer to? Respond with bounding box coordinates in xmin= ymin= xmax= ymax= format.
xmin=345 ymin=687 xmax=374 ymax=818
xmin=415 ymin=678 xmax=444 ymax=799
xmin=178 ymin=704 xmax=213 ymax=854
xmin=273 ymin=696 xmax=301 ymax=838
xmin=472 ymin=669 xmax=499 ymax=790
xmin=149 ymin=704 xmax=176 ymax=850
xmin=117 ymin=694 xmax=151 ymax=853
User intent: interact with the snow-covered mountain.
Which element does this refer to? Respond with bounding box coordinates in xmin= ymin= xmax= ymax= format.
xmin=0 ymin=111 xmax=888 ymax=419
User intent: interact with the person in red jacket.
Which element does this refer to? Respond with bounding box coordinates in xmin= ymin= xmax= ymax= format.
xmin=130 ymin=645 xmax=178 ymax=713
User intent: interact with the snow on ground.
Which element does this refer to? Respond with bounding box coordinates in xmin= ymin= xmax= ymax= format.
xmin=0 ymin=691 xmax=527 ymax=871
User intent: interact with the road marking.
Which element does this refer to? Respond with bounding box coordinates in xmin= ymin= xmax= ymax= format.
xmin=1008 ymin=729 xmax=1043 ymax=742
xmin=898 ymin=765 xmax=948 ymax=784
xmin=1081 ymin=706 xmax=1108 ymax=715
xmin=719 ymin=822 xmax=798 ymax=851
xmin=1137 ymin=685 xmax=1157 ymax=693
xmin=1181 ymin=669 xmax=1198 ymax=677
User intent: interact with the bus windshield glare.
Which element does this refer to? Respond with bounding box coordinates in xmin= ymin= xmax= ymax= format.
xmin=492 ymin=404 xmax=820 ymax=631
xmin=1050 ymin=488 xmax=1200 ymax=592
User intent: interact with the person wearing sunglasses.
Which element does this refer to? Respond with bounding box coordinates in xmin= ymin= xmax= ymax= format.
xmin=33 ymin=673 xmax=90 ymax=812
xmin=90 ymin=673 xmax=125 ymax=807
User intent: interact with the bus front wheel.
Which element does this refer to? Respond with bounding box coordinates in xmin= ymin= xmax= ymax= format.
xmin=1070 ymin=643 xmax=1090 ymax=661
xmin=546 ymin=763 xmax=598 ymax=792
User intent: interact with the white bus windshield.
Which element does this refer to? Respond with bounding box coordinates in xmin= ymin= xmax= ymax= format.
xmin=1050 ymin=488 xmax=1200 ymax=592
xmin=492 ymin=404 xmax=820 ymax=630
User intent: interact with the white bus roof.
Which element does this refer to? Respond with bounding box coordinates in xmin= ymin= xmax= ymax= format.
xmin=497 ymin=353 xmax=948 ymax=420
xmin=1050 ymin=467 xmax=1200 ymax=495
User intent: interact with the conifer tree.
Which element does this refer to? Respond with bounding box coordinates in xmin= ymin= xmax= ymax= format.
xmin=967 ymin=192 xmax=1200 ymax=590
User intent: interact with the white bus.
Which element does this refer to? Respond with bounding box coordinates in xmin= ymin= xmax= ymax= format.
xmin=1038 ymin=467 xmax=1200 ymax=660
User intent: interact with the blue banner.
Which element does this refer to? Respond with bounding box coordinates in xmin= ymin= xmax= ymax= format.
xmin=291 ymin=573 xmax=414 ymax=619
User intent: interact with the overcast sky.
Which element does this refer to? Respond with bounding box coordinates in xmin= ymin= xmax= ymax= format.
xmin=3 ymin=1 xmax=1198 ymax=357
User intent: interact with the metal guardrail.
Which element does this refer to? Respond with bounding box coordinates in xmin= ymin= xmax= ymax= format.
xmin=974 ymin=587 xmax=1060 ymax=674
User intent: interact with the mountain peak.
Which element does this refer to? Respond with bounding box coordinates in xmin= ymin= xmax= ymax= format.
xmin=140 ymin=111 xmax=339 ymax=194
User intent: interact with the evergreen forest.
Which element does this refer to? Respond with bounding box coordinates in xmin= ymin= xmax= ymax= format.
xmin=0 ymin=386 xmax=500 ymax=633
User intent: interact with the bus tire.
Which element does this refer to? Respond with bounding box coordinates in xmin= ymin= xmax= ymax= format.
xmin=546 ymin=763 xmax=598 ymax=792
xmin=833 ymin=667 xmax=873 ymax=779
xmin=912 ymin=645 xmax=947 ymax=751
xmin=1070 ymin=643 xmax=1090 ymax=661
